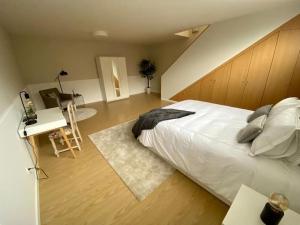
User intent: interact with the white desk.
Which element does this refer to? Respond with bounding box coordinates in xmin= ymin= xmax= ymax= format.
xmin=18 ymin=107 xmax=76 ymax=159
xmin=222 ymin=185 xmax=300 ymax=225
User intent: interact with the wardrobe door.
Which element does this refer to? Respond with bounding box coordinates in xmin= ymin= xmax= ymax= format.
xmin=288 ymin=53 xmax=300 ymax=98
xmin=173 ymin=81 xmax=201 ymax=101
xmin=198 ymin=75 xmax=214 ymax=102
xmin=184 ymin=81 xmax=201 ymax=100
xmin=261 ymin=30 xmax=300 ymax=105
xmin=225 ymin=50 xmax=252 ymax=108
xmin=240 ymin=33 xmax=278 ymax=110
xmin=210 ymin=63 xmax=231 ymax=105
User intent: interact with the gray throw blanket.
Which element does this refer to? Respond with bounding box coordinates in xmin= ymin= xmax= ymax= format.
xmin=132 ymin=108 xmax=195 ymax=138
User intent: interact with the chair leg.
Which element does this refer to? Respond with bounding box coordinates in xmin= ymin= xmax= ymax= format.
xmin=59 ymin=137 xmax=64 ymax=145
xmin=73 ymin=131 xmax=81 ymax=151
xmin=49 ymin=137 xmax=59 ymax=157
xmin=76 ymin=125 xmax=83 ymax=142
xmin=59 ymin=128 xmax=76 ymax=158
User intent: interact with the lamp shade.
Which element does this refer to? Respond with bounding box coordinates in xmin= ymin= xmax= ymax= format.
xmin=24 ymin=92 xmax=30 ymax=99
xmin=59 ymin=70 xmax=68 ymax=76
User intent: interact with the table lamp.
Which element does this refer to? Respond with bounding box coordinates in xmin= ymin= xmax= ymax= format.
xmin=56 ymin=70 xmax=68 ymax=93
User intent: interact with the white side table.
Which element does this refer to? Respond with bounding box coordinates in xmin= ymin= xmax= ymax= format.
xmin=222 ymin=185 xmax=300 ymax=225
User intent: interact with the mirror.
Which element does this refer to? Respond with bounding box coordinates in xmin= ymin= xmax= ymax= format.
xmin=111 ymin=60 xmax=121 ymax=97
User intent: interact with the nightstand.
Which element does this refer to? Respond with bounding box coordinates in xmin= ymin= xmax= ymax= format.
xmin=222 ymin=185 xmax=300 ymax=225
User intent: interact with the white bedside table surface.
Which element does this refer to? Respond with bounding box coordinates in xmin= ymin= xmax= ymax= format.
xmin=222 ymin=185 xmax=300 ymax=225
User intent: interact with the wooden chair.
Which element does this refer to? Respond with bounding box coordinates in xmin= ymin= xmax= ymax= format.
xmin=39 ymin=88 xmax=75 ymax=109
xmin=48 ymin=102 xmax=83 ymax=157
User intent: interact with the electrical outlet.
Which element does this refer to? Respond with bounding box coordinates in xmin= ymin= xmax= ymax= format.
xmin=25 ymin=167 xmax=34 ymax=175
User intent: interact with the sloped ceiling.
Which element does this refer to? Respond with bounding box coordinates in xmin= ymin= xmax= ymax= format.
xmin=0 ymin=0 xmax=299 ymax=44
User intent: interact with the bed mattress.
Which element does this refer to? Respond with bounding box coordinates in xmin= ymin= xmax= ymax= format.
xmin=138 ymin=100 xmax=300 ymax=212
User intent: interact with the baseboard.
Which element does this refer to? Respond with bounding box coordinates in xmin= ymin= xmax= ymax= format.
xmin=27 ymin=78 xmax=161 ymax=110
xmin=150 ymin=89 xmax=161 ymax=94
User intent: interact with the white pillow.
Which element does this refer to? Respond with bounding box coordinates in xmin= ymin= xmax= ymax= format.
xmin=250 ymin=106 xmax=300 ymax=158
xmin=270 ymin=97 xmax=300 ymax=116
xmin=286 ymin=149 xmax=300 ymax=166
xmin=286 ymin=112 xmax=300 ymax=166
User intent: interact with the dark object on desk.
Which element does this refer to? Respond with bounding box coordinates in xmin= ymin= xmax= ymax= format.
xmin=132 ymin=108 xmax=195 ymax=138
xmin=22 ymin=114 xmax=37 ymax=122
xmin=260 ymin=202 xmax=284 ymax=225
xmin=39 ymin=88 xmax=74 ymax=109
xmin=19 ymin=91 xmax=37 ymax=125
xmin=260 ymin=193 xmax=288 ymax=225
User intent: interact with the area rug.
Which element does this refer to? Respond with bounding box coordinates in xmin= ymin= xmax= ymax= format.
xmin=88 ymin=120 xmax=175 ymax=201
xmin=64 ymin=107 xmax=97 ymax=122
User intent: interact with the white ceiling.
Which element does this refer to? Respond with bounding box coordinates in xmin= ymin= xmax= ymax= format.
xmin=0 ymin=0 xmax=298 ymax=44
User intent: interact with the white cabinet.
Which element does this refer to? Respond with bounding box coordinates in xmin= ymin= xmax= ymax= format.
xmin=97 ymin=57 xmax=129 ymax=102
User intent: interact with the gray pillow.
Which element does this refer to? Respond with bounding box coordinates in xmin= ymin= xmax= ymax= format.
xmin=247 ymin=105 xmax=272 ymax=123
xmin=237 ymin=115 xmax=267 ymax=143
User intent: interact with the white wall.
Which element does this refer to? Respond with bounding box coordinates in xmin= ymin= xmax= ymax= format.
xmin=0 ymin=27 xmax=39 ymax=225
xmin=12 ymin=37 xmax=150 ymax=83
xmin=161 ymin=3 xmax=300 ymax=99
xmin=145 ymin=30 xmax=203 ymax=94
xmin=27 ymin=79 xmax=102 ymax=110
xmin=12 ymin=37 xmax=160 ymax=107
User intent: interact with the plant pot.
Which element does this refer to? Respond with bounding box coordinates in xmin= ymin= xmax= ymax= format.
xmin=146 ymin=87 xmax=151 ymax=94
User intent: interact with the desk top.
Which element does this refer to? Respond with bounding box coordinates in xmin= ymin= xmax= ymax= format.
xmin=18 ymin=107 xmax=67 ymax=138
xmin=222 ymin=185 xmax=300 ymax=225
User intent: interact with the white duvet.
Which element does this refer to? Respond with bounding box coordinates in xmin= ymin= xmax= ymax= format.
xmin=138 ymin=100 xmax=300 ymax=212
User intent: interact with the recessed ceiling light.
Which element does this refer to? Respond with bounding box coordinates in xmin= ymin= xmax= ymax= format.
xmin=93 ymin=30 xmax=108 ymax=37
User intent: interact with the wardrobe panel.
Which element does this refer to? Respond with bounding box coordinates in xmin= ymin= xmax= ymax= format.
xmin=262 ymin=30 xmax=300 ymax=105
xmin=210 ymin=63 xmax=232 ymax=105
xmin=198 ymin=75 xmax=214 ymax=102
xmin=172 ymin=91 xmax=185 ymax=101
xmin=280 ymin=15 xmax=300 ymax=30
xmin=240 ymin=33 xmax=278 ymax=110
xmin=288 ymin=53 xmax=300 ymax=98
xmin=172 ymin=81 xmax=200 ymax=101
xmin=182 ymin=81 xmax=201 ymax=100
xmin=225 ymin=50 xmax=252 ymax=108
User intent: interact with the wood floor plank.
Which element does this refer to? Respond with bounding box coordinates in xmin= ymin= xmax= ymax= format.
xmin=38 ymin=93 xmax=228 ymax=225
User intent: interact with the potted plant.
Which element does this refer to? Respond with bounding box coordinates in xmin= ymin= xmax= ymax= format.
xmin=139 ymin=59 xmax=156 ymax=94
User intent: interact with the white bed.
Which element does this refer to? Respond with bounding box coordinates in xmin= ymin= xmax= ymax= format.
xmin=138 ymin=100 xmax=300 ymax=212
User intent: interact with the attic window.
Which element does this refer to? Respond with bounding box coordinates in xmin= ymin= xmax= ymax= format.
xmin=174 ymin=25 xmax=209 ymax=38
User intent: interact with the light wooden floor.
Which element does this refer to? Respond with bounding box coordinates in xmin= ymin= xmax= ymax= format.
xmin=38 ymin=93 xmax=228 ymax=225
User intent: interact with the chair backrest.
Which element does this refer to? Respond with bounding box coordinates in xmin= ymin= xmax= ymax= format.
xmin=39 ymin=88 xmax=61 ymax=108
xmin=39 ymin=88 xmax=60 ymax=96
xmin=67 ymin=102 xmax=78 ymax=133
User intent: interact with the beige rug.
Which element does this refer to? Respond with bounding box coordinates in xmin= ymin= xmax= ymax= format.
xmin=88 ymin=120 xmax=175 ymax=201
xmin=64 ymin=107 xmax=97 ymax=122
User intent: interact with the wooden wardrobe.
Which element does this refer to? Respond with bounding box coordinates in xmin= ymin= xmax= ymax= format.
xmin=172 ymin=15 xmax=300 ymax=110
